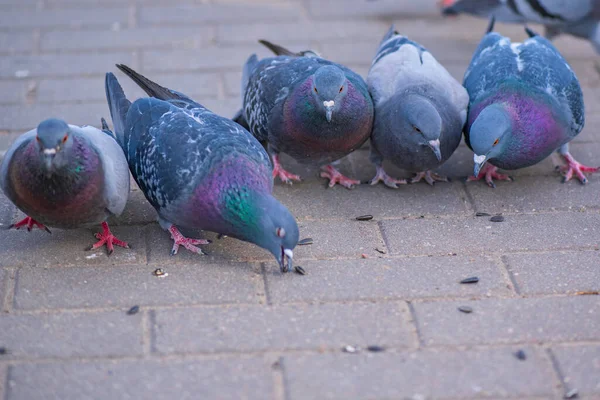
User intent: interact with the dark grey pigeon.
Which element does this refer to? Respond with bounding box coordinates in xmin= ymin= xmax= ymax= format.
xmin=0 ymin=118 xmax=130 ymax=254
xmin=105 ymin=65 xmax=299 ymax=272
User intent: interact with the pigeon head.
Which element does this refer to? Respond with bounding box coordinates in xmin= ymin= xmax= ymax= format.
xmin=469 ymin=103 xmax=512 ymax=176
xmin=310 ymin=65 xmax=348 ymax=123
xmin=35 ymin=118 xmax=73 ymax=173
xmin=401 ymin=95 xmax=443 ymax=161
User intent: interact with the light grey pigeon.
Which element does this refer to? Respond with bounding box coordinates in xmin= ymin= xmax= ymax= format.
xmin=442 ymin=0 xmax=600 ymax=53
xmin=464 ymin=19 xmax=597 ymax=187
xmin=367 ymin=26 xmax=468 ymax=187
xmin=105 ymin=65 xmax=299 ymax=272
xmin=0 ymin=118 xmax=130 ymax=254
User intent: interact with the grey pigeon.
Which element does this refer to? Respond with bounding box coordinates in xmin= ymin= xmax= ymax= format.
xmin=442 ymin=0 xmax=600 ymax=53
xmin=105 ymin=65 xmax=299 ymax=272
xmin=367 ymin=26 xmax=468 ymax=187
xmin=464 ymin=19 xmax=597 ymax=187
xmin=235 ymin=40 xmax=374 ymax=189
xmin=0 ymin=118 xmax=130 ymax=254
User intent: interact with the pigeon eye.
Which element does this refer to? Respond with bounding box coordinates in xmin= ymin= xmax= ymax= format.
xmin=413 ymin=126 xmax=422 ymax=133
xmin=339 ymin=86 xmax=343 ymax=93
xmin=314 ymin=87 xmax=318 ymax=94
xmin=493 ymin=138 xmax=499 ymax=146
xmin=61 ymin=135 xmax=68 ymax=144
xmin=276 ymin=227 xmax=286 ymax=238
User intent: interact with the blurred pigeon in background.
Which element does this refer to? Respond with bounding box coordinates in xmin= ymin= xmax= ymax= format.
xmin=0 ymin=118 xmax=130 ymax=254
xmin=235 ymin=40 xmax=374 ymax=189
xmin=367 ymin=26 xmax=468 ymax=187
xmin=105 ymin=65 xmax=299 ymax=272
xmin=463 ymin=18 xmax=597 ymax=187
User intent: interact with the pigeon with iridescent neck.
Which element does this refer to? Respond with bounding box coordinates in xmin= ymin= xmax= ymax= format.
xmin=366 ymin=26 xmax=468 ymax=187
xmin=464 ymin=19 xmax=597 ymax=187
xmin=105 ymin=65 xmax=299 ymax=272
xmin=236 ymin=40 xmax=374 ymax=189
xmin=0 ymin=118 xmax=131 ymax=254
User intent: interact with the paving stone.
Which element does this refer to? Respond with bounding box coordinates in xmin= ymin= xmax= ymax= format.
xmin=505 ymin=251 xmax=600 ymax=295
xmin=284 ymin=347 xmax=555 ymax=399
xmin=307 ymin=0 xmax=440 ymax=19
xmin=266 ymin=255 xmax=512 ymax=304
xmin=0 ymin=7 xmax=128 ymax=29
xmin=0 ymin=268 xmax=6 ymax=307
xmin=7 ymin=357 xmax=273 ymax=400
xmin=142 ymin=47 xmax=251 ymax=72
xmin=0 ymin=32 xmax=34 ymax=54
xmin=14 ymin=262 xmax=263 ymax=310
xmin=381 ymin=212 xmax=600 ymax=257
xmin=0 ymin=80 xmax=33 ymax=104
xmin=154 ymin=302 xmax=416 ymax=353
xmin=108 ymin=190 xmax=157 ymax=226
xmin=0 ymin=365 xmax=5 ymax=400
xmin=552 ymin=345 xmax=600 ymax=397
xmin=0 ymin=224 xmax=145 ymax=268
xmin=0 ymin=311 xmax=142 ymax=358
xmin=0 ymin=102 xmax=111 ymax=131
xmin=0 ymin=133 xmax=21 ymax=156
xmin=414 ymin=296 xmax=600 ymax=346
xmin=0 ymin=190 xmax=16 ymax=229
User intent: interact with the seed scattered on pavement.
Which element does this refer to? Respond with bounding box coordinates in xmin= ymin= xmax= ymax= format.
xmin=356 ymin=215 xmax=373 ymax=221
xmin=153 ymin=268 xmax=168 ymax=278
xmin=564 ymin=388 xmax=579 ymax=399
xmin=127 ymin=305 xmax=140 ymax=315
xmin=367 ymin=345 xmax=385 ymax=352
xmin=375 ymin=247 xmax=386 ymax=254
xmin=458 ymin=306 xmax=473 ymax=313
xmin=0 ymin=347 xmax=6 ymax=355
xmin=490 ymin=215 xmax=504 ymax=222
xmin=575 ymin=290 xmax=599 ymax=295
xmin=460 ymin=276 xmax=479 ymax=284
xmin=476 ymin=212 xmax=491 ymax=217
xmin=294 ymin=266 xmax=307 ymax=275
xmin=298 ymin=238 xmax=313 ymax=245
xmin=514 ymin=349 xmax=527 ymax=360
xmin=342 ymin=345 xmax=359 ymax=353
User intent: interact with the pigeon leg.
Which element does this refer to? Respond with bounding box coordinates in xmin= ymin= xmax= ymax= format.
xmin=467 ymin=163 xmax=512 ymax=188
xmin=87 ymin=221 xmax=129 ymax=255
xmin=410 ymin=170 xmax=449 ymax=186
xmin=368 ymin=165 xmax=407 ymax=189
xmin=557 ymin=150 xmax=599 ymax=184
xmin=438 ymin=0 xmax=455 ymax=7
xmin=168 ymin=225 xmax=211 ymax=256
xmin=272 ymin=154 xmax=301 ymax=184
xmin=9 ymin=216 xmax=51 ymax=233
xmin=320 ymin=164 xmax=360 ymax=189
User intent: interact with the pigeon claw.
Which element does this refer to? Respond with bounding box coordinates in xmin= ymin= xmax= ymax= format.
xmin=368 ymin=166 xmax=407 ymax=189
xmin=168 ymin=225 xmax=210 ymax=255
xmin=9 ymin=216 xmax=51 ymax=233
xmin=320 ymin=164 xmax=360 ymax=189
xmin=467 ymin=164 xmax=513 ymax=188
xmin=558 ymin=152 xmax=598 ymax=185
xmin=410 ymin=171 xmax=449 ymax=186
xmin=272 ymin=154 xmax=301 ymax=184
xmin=87 ymin=221 xmax=129 ymax=256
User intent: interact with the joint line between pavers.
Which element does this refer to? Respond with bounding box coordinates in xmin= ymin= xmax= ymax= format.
xmin=272 ymin=355 xmax=287 ymax=400
xmin=499 ymin=255 xmax=521 ymax=295
xmin=2 ymin=364 xmax=11 ymax=400
xmin=147 ymin=309 xmax=157 ymax=355
xmin=460 ymin=180 xmax=478 ymax=214
xmin=141 ymin=309 xmax=152 ymax=357
xmin=260 ymin=262 xmax=273 ymax=306
xmin=406 ymin=301 xmax=424 ymax=348
xmin=545 ymin=347 xmax=573 ymax=398
xmin=1 ymin=268 xmax=17 ymax=313
xmin=376 ymin=220 xmax=392 ymax=254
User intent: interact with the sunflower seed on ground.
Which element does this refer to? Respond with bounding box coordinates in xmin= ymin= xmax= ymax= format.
xmin=375 ymin=247 xmax=386 ymax=254
xmin=298 ymin=238 xmax=313 ymax=246
xmin=0 ymin=347 xmax=6 ymax=355
xmin=294 ymin=266 xmax=307 ymax=275
xmin=342 ymin=345 xmax=359 ymax=353
xmin=460 ymin=276 xmax=479 ymax=284
xmin=458 ymin=306 xmax=473 ymax=313
xmin=127 ymin=305 xmax=140 ymax=315
xmin=476 ymin=212 xmax=491 ymax=217
xmin=367 ymin=345 xmax=385 ymax=352
xmin=153 ymin=268 xmax=168 ymax=278
xmin=356 ymin=215 xmax=373 ymax=221
xmin=490 ymin=215 xmax=505 ymax=222
xmin=514 ymin=349 xmax=527 ymax=360
xmin=564 ymin=388 xmax=579 ymax=399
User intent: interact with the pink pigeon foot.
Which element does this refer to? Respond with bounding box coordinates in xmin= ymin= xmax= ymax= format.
xmin=368 ymin=166 xmax=407 ymax=189
xmin=169 ymin=225 xmax=211 ymax=255
xmin=467 ymin=163 xmax=513 ymax=188
xmin=410 ymin=170 xmax=449 ymax=186
xmin=320 ymin=164 xmax=360 ymax=189
xmin=558 ymin=152 xmax=599 ymax=184
xmin=87 ymin=221 xmax=129 ymax=255
xmin=272 ymin=154 xmax=301 ymax=184
xmin=9 ymin=216 xmax=51 ymax=233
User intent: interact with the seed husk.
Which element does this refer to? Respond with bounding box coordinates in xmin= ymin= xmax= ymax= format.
xmin=490 ymin=215 xmax=505 ymax=222
xmin=367 ymin=345 xmax=385 ymax=352
xmin=375 ymin=247 xmax=386 ymax=254
xmin=356 ymin=215 xmax=373 ymax=221
xmin=127 ymin=305 xmax=140 ymax=315
xmin=514 ymin=349 xmax=527 ymax=360
xmin=460 ymin=276 xmax=479 ymax=284
xmin=564 ymin=388 xmax=579 ymax=399
xmin=294 ymin=266 xmax=307 ymax=275
xmin=342 ymin=345 xmax=359 ymax=353
xmin=298 ymin=238 xmax=313 ymax=246
xmin=458 ymin=306 xmax=473 ymax=313
xmin=0 ymin=347 xmax=6 ymax=355
xmin=153 ymin=268 xmax=168 ymax=277
xmin=476 ymin=212 xmax=491 ymax=217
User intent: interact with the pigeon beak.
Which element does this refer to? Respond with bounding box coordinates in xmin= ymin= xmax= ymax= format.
xmin=323 ymin=100 xmax=334 ymax=123
xmin=428 ymin=139 xmax=442 ymax=161
xmin=473 ymin=154 xmax=488 ymax=177
xmin=43 ymin=148 xmax=57 ymax=171
xmin=279 ymin=247 xmax=294 ymax=273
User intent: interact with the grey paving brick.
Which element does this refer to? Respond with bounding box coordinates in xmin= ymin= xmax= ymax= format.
xmin=0 ymin=268 xmax=6 ymax=307
xmin=0 ymin=32 xmax=34 ymax=54
xmin=142 ymin=47 xmax=250 ymax=72
xmin=0 ymin=7 xmax=128 ymax=29
xmin=0 ymin=224 xmax=145 ymax=268
xmin=0 ymin=133 xmax=21 ymax=155
xmin=7 ymin=357 xmax=273 ymax=400
xmin=0 ymin=52 xmax=135 ymax=79
xmin=0 ymin=102 xmax=111 ymax=131
xmin=154 ymin=302 xmax=416 ymax=353
xmin=0 ymin=366 xmax=5 ymax=400
xmin=14 ymin=262 xmax=263 ymax=310
xmin=140 ymin=3 xmax=302 ymax=25
xmin=0 ymin=80 xmax=32 ymax=104
xmin=414 ymin=296 xmax=600 ymax=346
xmin=0 ymin=311 xmax=142 ymax=358
xmin=267 ymin=255 xmax=512 ymax=304
xmin=0 ymin=190 xmax=16 ymax=228
xmin=381 ymin=212 xmax=600 ymax=257
xmin=108 ymin=190 xmax=157 ymax=226
xmin=284 ymin=347 xmax=556 ymax=399
xmin=552 ymin=345 xmax=600 ymax=397
xmin=42 ymin=26 xmax=216 ymax=51
xmin=505 ymin=251 xmax=600 ymax=295
xmin=307 ymin=0 xmax=440 ymax=19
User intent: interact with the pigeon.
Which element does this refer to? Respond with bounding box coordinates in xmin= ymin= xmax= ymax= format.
xmin=463 ymin=18 xmax=597 ymax=187
xmin=0 ymin=118 xmax=130 ymax=254
xmin=441 ymin=0 xmax=600 ymax=54
xmin=366 ymin=26 xmax=468 ymax=187
xmin=235 ymin=40 xmax=374 ymax=189
xmin=105 ymin=64 xmax=299 ymax=272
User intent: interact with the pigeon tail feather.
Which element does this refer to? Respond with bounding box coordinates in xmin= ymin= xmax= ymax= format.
xmin=104 ymin=72 xmax=131 ymax=147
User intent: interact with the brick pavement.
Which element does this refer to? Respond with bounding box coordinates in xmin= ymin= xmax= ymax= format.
xmin=1 ymin=0 xmax=600 ymax=399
